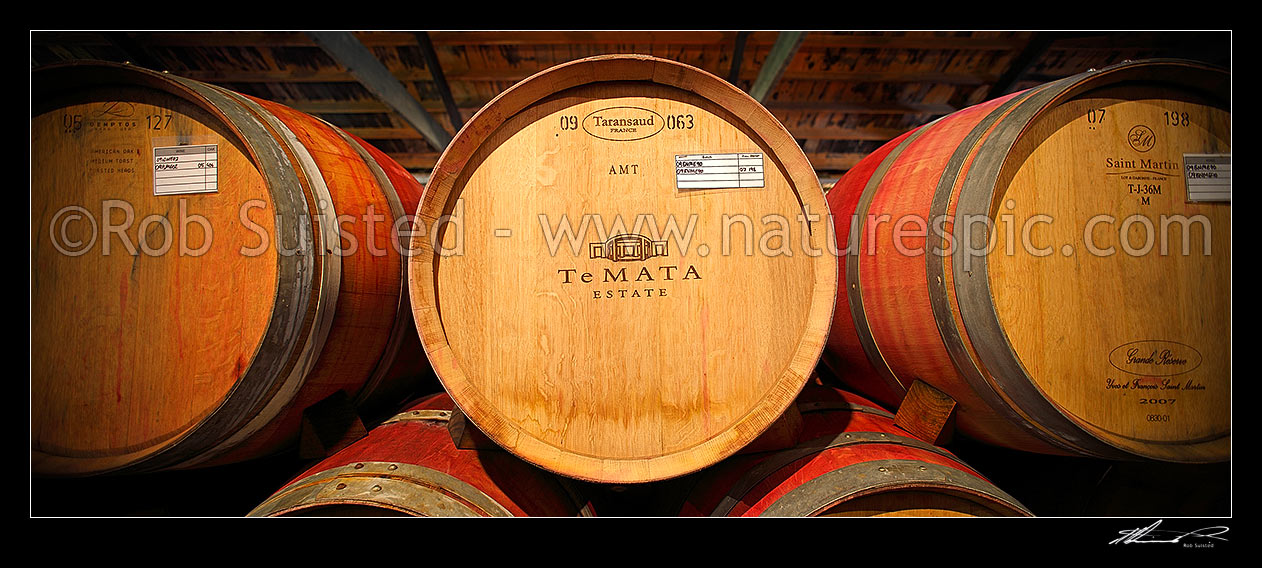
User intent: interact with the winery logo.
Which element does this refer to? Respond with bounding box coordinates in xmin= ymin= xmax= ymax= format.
xmin=590 ymin=233 xmax=668 ymax=262
xmin=92 ymin=101 xmax=136 ymax=118
xmin=1128 ymin=125 xmax=1156 ymax=153
xmin=561 ymin=233 xmax=698 ymax=300
xmin=1108 ymin=340 xmax=1202 ymax=377
xmin=582 ymin=106 xmax=664 ymax=141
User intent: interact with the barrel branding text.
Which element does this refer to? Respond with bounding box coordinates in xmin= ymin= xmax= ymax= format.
xmin=1108 ymin=340 xmax=1203 ymax=377
xmin=582 ymin=107 xmax=665 ymax=141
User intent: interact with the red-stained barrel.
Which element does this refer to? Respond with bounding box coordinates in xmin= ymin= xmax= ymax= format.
xmin=679 ymin=386 xmax=1032 ymax=517
xmin=823 ymin=59 xmax=1230 ymax=463
xmin=248 ymin=393 xmax=596 ymax=517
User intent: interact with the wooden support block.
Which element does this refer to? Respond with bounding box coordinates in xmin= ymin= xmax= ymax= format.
xmin=894 ymin=380 xmax=957 ymax=446
xmin=298 ymin=390 xmax=368 ymax=460
xmin=447 ymin=405 xmax=502 ymax=451
xmin=737 ymin=403 xmax=804 ymax=456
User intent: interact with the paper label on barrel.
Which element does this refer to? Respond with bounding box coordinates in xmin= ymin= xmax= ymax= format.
xmin=153 ymin=144 xmax=218 ymax=195
xmin=675 ymin=152 xmax=764 ymax=190
xmin=1183 ymin=154 xmax=1230 ymax=203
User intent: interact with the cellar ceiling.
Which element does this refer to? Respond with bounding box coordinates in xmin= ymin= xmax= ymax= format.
xmin=30 ymin=30 xmax=1232 ymax=183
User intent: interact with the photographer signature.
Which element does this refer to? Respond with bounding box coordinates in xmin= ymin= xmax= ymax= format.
xmin=1110 ymin=520 xmax=1229 ymax=545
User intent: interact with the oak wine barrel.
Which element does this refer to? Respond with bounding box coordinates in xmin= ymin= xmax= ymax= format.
xmin=678 ymin=385 xmax=1032 ymax=517
xmin=409 ymin=54 xmax=837 ymax=483
xmin=824 ymin=59 xmax=1230 ymax=462
xmin=32 ymin=61 xmax=429 ymax=476
xmin=248 ymin=393 xmax=595 ymax=517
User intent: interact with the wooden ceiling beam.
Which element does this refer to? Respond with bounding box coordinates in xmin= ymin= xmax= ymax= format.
xmin=177 ymin=66 xmax=996 ymax=85
xmin=306 ymin=31 xmax=452 ymax=151
xmin=985 ymin=31 xmax=1058 ymax=99
xmin=1042 ymin=31 xmax=1208 ymax=48
xmin=69 ymin=31 xmax=737 ymax=48
xmin=432 ymin=31 xmax=1030 ymax=50
xmin=179 ymin=69 xmax=392 ymax=83
xmin=414 ymin=31 xmax=464 ymax=132
xmin=388 ymin=152 xmax=441 ymax=169
xmin=101 ymin=32 xmax=167 ymax=71
xmin=778 ymin=70 xmax=996 ymax=84
xmin=342 ymin=127 xmax=450 ymax=139
xmin=285 ymin=99 xmax=483 ymax=114
xmin=727 ymin=31 xmax=751 ymax=85
xmin=804 ymin=152 xmax=867 ymax=171
xmin=798 ymin=33 xmax=1029 ymax=50
xmin=428 ymin=31 xmax=738 ymax=46
xmin=47 ymin=32 xmax=308 ymax=47
xmin=767 ymin=101 xmax=957 ymax=115
xmin=286 ymin=98 xmax=952 ymax=119
xmin=97 ymin=31 xmax=1031 ymax=51
xmin=782 ymin=125 xmax=910 ymax=141
xmin=749 ymin=31 xmax=807 ymax=103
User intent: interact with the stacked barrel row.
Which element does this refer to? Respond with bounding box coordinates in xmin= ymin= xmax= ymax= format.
xmin=240 ymin=54 xmax=1033 ymax=516
xmin=31 ymin=54 xmax=1229 ymax=517
xmin=244 ymin=375 xmax=1030 ymax=517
